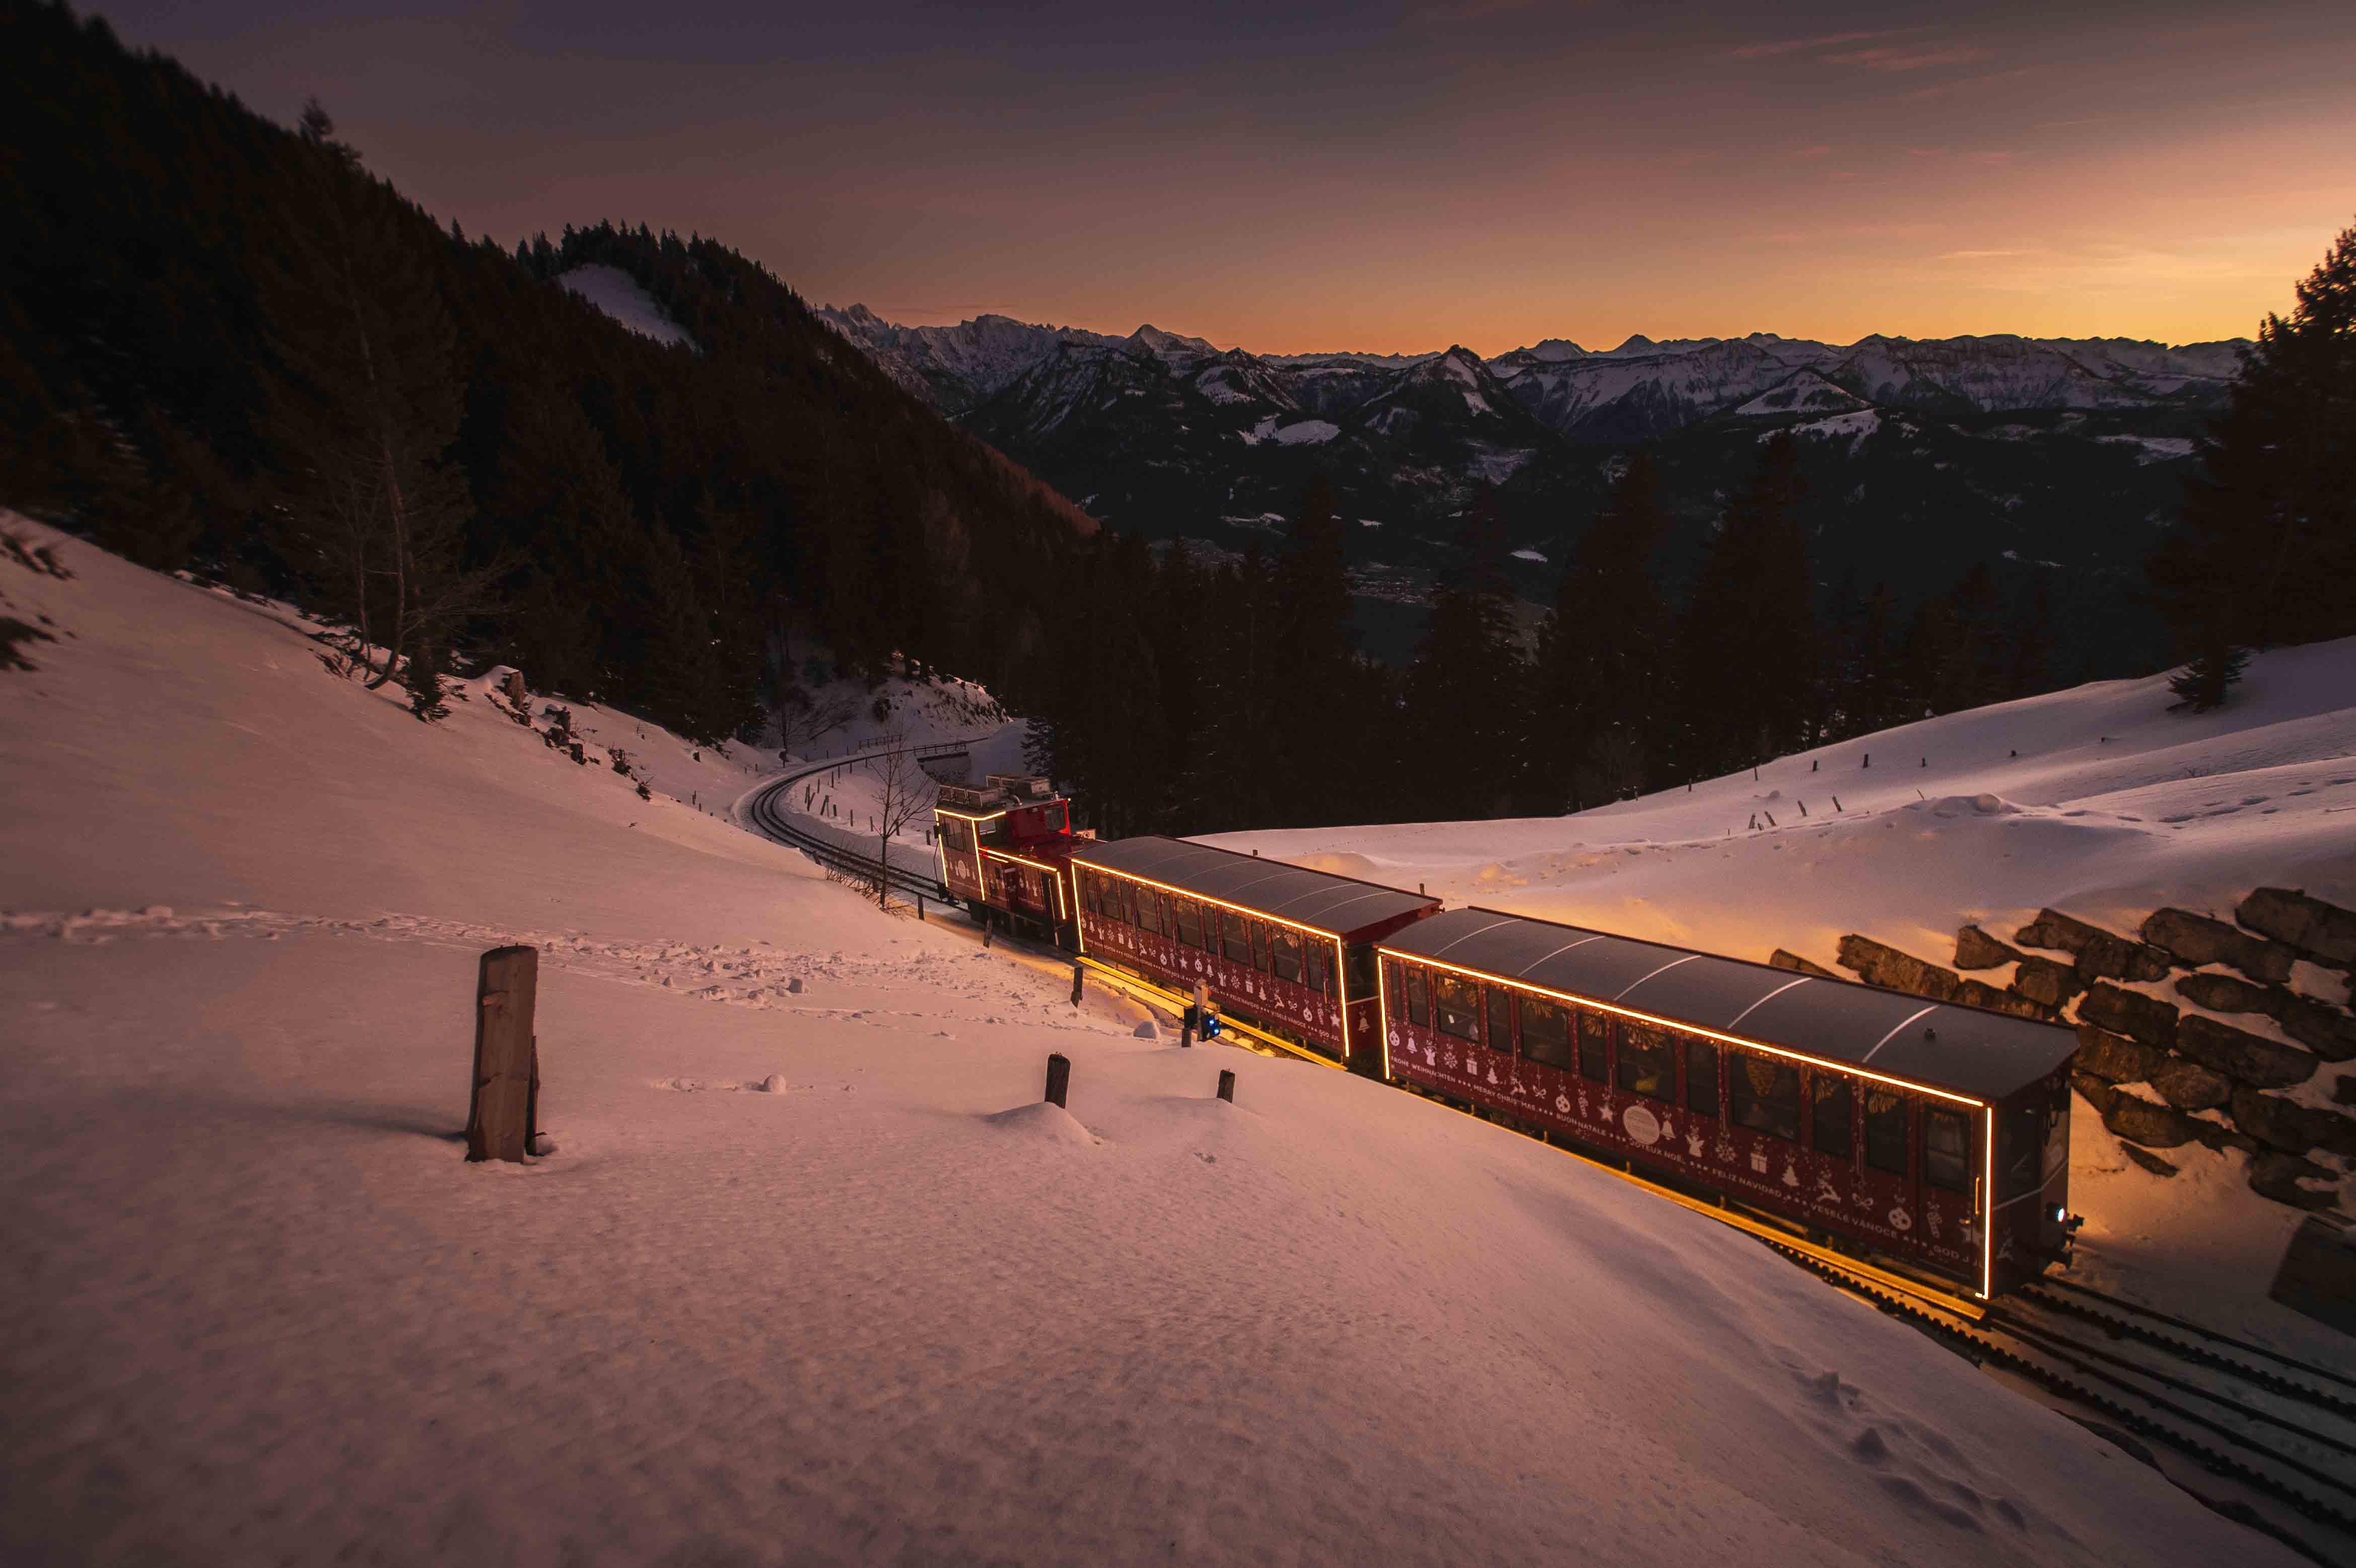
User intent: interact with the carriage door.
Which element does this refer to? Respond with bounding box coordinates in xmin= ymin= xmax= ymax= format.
xmin=1343 ymin=942 xmax=1384 ymax=1078
xmin=1861 ymin=1088 xmax=1920 ymax=1254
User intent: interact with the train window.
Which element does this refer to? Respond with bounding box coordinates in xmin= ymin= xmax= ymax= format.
xmin=1997 ymin=1099 xmax=2048 ymax=1203
xmin=1080 ymin=874 xmax=1102 ymax=917
xmin=1254 ymin=921 xmax=1276 ymax=974
xmin=1486 ymin=988 xmax=1514 ymax=1055
xmin=1576 ymin=1011 xmax=1609 ymax=1083
xmin=1924 ymin=1109 xmax=1971 ymax=1194
xmin=1433 ymin=974 xmax=1481 ymax=1040
xmin=1384 ymin=959 xmax=1404 ymax=1018
xmin=1305 ymin=941 xmax=1329 ymax=997
xmin=1684 ymin=1037 xmax=1718 ymax=1118
xmin=1138 ymin=890 xmax=1163 ymax=938
xmin=1222 ymin=910 xmax=1254 ymax=966
xmin=1729 ymin=1052 xmax=1802 ymax=1143
xmin=1271 ymin=928 xmax=1303 ymax=984
xmin=1813 ymin=1076 xmax=1854 ymax=1162
xmin=1864 ymin=1091 xmax=1909 ymax=1176
xmin=1520 ymin=997 xmax=1573 ymax=1068
xmin=1616 ymin=1021 xmax=1674 ymax=1102
xmin=1405 ymin=967 xmax=1430 ymax=1027
xmin=1173 ymin=898 xmax=1203 ymax=949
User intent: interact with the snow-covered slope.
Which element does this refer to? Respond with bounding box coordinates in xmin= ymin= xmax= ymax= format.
xmin=0 ymin=520 xmax=2297 ymax=1565
xmin=1215 ymin=642 xmax=2356 ymax=959
xmin=559 ymin=263 xmax=697 ymax=350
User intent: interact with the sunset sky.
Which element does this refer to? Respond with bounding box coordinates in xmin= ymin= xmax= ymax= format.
xmin=103 ymin=0 xmax=2356 ymax=354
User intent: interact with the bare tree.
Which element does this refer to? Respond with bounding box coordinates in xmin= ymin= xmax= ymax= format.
xmin=864 ymin=729 xmax=938 ymax=909
xmin=776 ymin=684 xmax=861 ymax=757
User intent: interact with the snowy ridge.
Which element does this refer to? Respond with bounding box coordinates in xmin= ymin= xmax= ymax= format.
xmin=558 ymin=264 xmax=697 ymax=350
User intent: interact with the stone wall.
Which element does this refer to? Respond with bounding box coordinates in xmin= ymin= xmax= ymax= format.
xmin=1819 ymin=887 xmax=2356 ymax=1213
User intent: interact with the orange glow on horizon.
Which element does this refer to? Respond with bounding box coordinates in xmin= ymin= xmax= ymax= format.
xmin=117 ymin=5 xmax=2356 ymax=358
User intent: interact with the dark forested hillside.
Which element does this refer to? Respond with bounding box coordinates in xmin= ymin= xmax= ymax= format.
xmin=0 ymin=2 xmax=1091 ymax=742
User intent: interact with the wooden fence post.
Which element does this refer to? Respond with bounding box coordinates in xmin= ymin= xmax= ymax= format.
xmin=1045 ymin=1053 xmax=1071 ymax=1108
xmin=1070 ymin=961 xmax=1084 ymax=1009
xmin=466 ymin=945 xmax=538 ymax=1162
xmin=1217 ymin=1070 xmax=1235 ymax=1103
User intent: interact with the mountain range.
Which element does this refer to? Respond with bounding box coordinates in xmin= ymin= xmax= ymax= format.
xmin=818 ymin=305 xmax=2242 ymax=437
xmin=815 ymin=305 xmax=2247 ymax=674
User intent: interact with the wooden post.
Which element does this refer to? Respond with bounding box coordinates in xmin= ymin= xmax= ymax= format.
xmin=1070 ymin=961 xmax=1084 ymax=1009
xmin=1045 ymin=1053 xmax=1071 ymax=1108
xmin=1217 ymin=1070 xmax=1235 ymax=1103
xmin=466 ymin=946 xmax=537 ymax=1163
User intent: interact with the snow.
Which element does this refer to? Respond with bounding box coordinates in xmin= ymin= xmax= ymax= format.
xmin=2097 ymin=434 xmax=2198 ymax=464
xmin=1214 ymin=638 xmax=2356 ymax=1357
xmin=1776 ymin=409 xmax=1883 ymax=444
xmin=1244 ymin=415 xmax=1341 ymax=446
xmin=1469 ymin=445 xmax=1537 ymax=483
xmin=558 ymin=264 xmax=697 ymax=350
xmin=1511 ymin=547 xmax=1548 ymax=563
xmin=0 ymin=513 xmax=2310 ymax=1566
xmin=1732 ymin=370 xmax=1873 ymax=418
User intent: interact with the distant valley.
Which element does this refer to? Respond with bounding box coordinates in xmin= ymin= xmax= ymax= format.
xmin=817 ymin=305 xmax=2247 ymax=674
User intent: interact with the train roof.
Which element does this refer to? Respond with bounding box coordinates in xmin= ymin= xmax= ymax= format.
xmin=1072 ymin=836 xmax=1439 ymax=939
xmin=1380 ymin=907 xmax=2077 ymax=1104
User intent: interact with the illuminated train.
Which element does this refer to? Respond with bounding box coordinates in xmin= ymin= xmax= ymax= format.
xmin=933 ymin=776 xmax=2078 ymax=1302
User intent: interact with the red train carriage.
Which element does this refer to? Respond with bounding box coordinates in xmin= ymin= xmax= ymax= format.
xmin=1377 ymin=909 xmax=2078 ymax=1299
xmin=933 ymin=775 xmax=1085 ymax=940
xmin=1070 ymin=836 xmax=1441 ymax=1073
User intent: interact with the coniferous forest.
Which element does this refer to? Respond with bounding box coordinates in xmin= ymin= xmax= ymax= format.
xmin=6 ymin=3 xmax=2351 ymax=840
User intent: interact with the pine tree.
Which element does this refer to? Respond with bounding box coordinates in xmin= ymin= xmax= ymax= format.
xmin=1268 ymin=472 xmax=1368 ymax=824
xmin=403 ymin=637 xmax=449 ymax=721
xmin=1181 ymin=546 xmax=1281 ymax=832
xmin=2167 ymin=641 xmax=2248 ymax=711
xmin=1536 ymin=451 xmax=1672 ymax=808
xmin=1675 ymin=435 xmax=1817 ymax=777
xmin=259 ymin=100 xmax=493 ymax=687
xmin=1401 ymin=486 xmax=1528 ymax=818
xmin=2150 ymin=219 xmax=2356 ymax=654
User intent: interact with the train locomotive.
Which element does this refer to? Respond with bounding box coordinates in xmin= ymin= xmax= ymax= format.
xmin=932 ymin=778 xmax=2079 ymax=1302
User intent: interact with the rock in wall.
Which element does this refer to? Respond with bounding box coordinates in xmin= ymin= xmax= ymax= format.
xmin=1829 ymin=887 xmax=2356 ymax=1213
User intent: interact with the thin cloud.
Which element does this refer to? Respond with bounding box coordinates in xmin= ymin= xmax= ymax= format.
xmin=1722 ymin=29 xmax=1901 ymax=60
xmin=1824 ymin=44 xmax=1993 ymax=72
xmin=1904 ymin=66 xmax=2036 ymax=101
xmin=1408 ymin=0 xmax=1542 ymax=22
